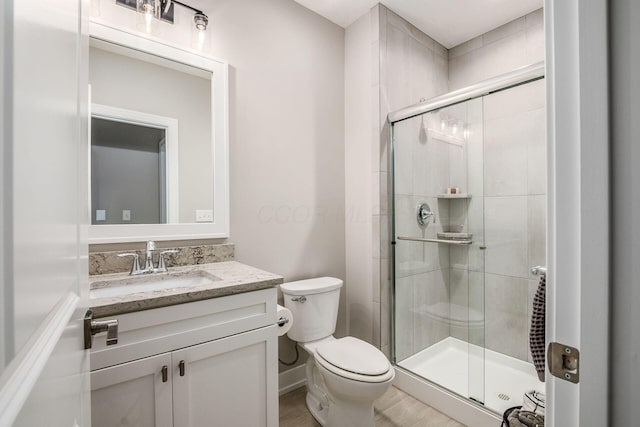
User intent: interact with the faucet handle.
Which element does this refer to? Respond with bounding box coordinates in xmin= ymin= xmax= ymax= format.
xmin=156 ymin=249 xmax=179 ymax=272
xmin=118 ymin=253 xmax=141 ymax=275
xmin=145 ymin=241 xmax=158 ymax=271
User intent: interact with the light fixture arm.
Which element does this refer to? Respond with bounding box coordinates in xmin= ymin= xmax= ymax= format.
xmin=161 ymin=0 xmax=206 ymax=18
xmin=119 ymin=0 xmax=208 ymax=39
xmin=160 ymin=0 xmax=208 ymax=35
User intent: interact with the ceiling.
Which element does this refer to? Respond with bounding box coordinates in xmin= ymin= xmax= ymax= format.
xmin=292 ymin=0 xmax=543 ymax=48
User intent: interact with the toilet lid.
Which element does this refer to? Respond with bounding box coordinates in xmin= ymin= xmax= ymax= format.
xmin=316 ymin=337 xmax=390 ymax=376
xmin=280 ymin=277 xmax=343 ymax=296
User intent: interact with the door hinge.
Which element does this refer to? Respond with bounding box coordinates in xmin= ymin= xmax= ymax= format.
xmin=547 ymin=342 xmax=579 ymax=383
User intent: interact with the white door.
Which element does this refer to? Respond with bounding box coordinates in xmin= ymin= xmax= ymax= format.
xmin=172 ymin=326 xmax=279 ymax=427
xmin=0 ymin=0 xmax=90 ymax=425
xmin=545 ymin=0 xmax=609 ymax=426
xmin=91 ymin=353 xmax=173 ymax=427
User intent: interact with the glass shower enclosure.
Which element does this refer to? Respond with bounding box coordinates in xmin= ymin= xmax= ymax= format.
xmin=390 ymin=64 xmax=546 ymax=414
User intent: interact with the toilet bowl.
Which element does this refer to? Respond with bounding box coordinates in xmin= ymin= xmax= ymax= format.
xmin=281 ymin=278 xmax=395 ymax=427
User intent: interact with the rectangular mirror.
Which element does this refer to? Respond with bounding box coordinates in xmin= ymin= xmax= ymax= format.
xmin=88 ymin=21 xmax=228 ymax=243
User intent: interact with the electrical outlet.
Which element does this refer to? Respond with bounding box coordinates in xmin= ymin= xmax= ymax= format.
xmin=195 ymin=209 xmax=213 ymax=222
xmin=96 ymin=210 xmax=106 ymax=221
xmin=122 ymin=210 xmax=131 ymax=221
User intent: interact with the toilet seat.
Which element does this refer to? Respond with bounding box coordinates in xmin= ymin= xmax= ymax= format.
xmin=315 ymin=337 xmax=393 ymax=383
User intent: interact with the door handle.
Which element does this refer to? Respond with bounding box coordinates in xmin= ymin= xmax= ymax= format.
xmin=179 ymin=360 xmax=185 ymax=376
xmin=84 ymin=310 xmax=119 ymax=349
xmin=161 ymin=365 xmax=168 ymax=383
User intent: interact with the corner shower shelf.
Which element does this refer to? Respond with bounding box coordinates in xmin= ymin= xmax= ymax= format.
xmin=396 ymin=236 xmax=472 ymax=245
xmin=436 ymin=193 xmax=472 ymax=199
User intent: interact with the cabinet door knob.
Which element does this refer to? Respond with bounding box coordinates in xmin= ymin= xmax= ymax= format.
xmin=161 ymin=365 xmax=168 ymax=383
xmin=179 ymin=360 xmax=185 ymax=376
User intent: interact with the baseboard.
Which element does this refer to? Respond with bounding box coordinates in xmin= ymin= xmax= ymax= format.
xmin=279 ymin=364 xmax=307 ymax=395
xmin=393 ymin=366 xmax=501 ymax=427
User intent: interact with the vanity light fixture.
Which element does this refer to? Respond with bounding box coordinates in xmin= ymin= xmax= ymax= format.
xmin=136 ymin=0 xmax=160 ymax=33
xmin=193 ymin=12 xmax=208 ymax=47
xmin=119 ymin=0 xmax=208 ymax=43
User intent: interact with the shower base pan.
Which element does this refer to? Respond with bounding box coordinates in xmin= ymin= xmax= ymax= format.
xmin=398 ymin=337 xmax=544 ymax=415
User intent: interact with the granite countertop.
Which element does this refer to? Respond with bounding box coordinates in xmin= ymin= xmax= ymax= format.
xmin=89 ymin=261 xmax=283 ymax=317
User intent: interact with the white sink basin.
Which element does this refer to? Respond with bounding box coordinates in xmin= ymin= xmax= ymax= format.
xmin=90 ymin=270 xmax=220 ymax=299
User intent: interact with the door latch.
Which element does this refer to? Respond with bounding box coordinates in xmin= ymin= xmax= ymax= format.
xmin=84 ymin=310 xmax=119 ymax=350
xmin=547 ymin=342 xmax=579 ymax=383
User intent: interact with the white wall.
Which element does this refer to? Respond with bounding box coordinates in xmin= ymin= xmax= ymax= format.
xmin=344 ymin=12 xmax=373 ymax=343
xmin=448 ymin=9 xmax=544 ymax=90
xmin=91 ymin=0 xmax=346 ymax=369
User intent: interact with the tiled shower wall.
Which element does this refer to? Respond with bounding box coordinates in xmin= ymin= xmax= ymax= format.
xmin=371 ymin=5 xmax=545 ymax=361
xmin=481 ymin=80 xmax=546 ymax=362
xmin=372 ymin=5 xmax=450 ymax=358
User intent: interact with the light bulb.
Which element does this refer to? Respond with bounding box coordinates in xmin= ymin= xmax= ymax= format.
xmin=136 ymin=0 xmax=157 ymax=33
xmin=192 ymin=13 xmax=208 ymax=50
xmin=144 ymin=7 xmax=153 ymax=30
xmin=144 ymin=7 xmax=153 ymax=21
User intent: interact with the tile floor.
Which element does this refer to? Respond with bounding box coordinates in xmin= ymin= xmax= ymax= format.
xmin=279 ymin=385 xmax=466 ymax=427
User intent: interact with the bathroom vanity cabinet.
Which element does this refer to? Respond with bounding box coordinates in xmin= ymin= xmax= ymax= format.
xmin=89 ymin=288 xmax=278 ymax=427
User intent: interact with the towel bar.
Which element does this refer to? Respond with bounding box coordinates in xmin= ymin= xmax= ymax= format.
xmin=396 ymin=236 xmax=472 ymax=245
xmin=531 ymin=266 xmax=547 ymax=276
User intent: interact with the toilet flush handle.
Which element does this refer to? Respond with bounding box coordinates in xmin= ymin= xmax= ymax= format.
xmin=291 ymin=296 xmax=307 ymax=303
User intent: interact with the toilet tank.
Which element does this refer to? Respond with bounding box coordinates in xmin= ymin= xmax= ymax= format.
xmin=281 ymin=277 xmax=343 ymax=343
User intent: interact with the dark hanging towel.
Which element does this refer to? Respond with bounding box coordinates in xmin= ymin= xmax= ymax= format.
xmin=529 ymin=275 xmax=546 ymax=382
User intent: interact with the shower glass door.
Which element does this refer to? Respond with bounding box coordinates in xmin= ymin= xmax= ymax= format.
xmin=391 ymin=77 xmax=547 ymax=415
xmin=392 ymin=97 xmax=486 ymax=405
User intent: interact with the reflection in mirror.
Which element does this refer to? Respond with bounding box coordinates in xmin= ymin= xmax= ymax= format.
xmin=91 ymin=115 xmax=172 ymax=224
xmin=89 ymin=38 xmax=213 ymax=225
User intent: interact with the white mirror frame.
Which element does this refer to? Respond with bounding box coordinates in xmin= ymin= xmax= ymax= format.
xmin=88 ymin=19 xmax=229 ymax=244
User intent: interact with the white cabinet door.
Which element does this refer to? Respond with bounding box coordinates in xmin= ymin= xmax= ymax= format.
xmin=91 ymin=352 xmax=173 ymax=427
xmin=172 ymin=326 xmax=278 ymax=427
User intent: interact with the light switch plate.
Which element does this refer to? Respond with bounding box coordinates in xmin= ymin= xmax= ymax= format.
xmin=96 ymin=210 xmax=106 ymax=221
xmin=195 ymin=210 xmax=213 ymax=222
xmin=122 ymin=210 xmax=131 ymax=221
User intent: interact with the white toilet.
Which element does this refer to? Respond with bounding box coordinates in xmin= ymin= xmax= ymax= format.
xmin=281 ymin=277 xmax=395 ymax=427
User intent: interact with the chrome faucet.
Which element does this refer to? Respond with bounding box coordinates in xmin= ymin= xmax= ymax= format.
xmin=145 ymin=240 xmax=157 ymax=272
xmin=118 ymin=240 xmax=178 ymax=275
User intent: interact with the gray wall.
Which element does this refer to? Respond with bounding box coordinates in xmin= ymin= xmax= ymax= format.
xmin=376 ymin=5 xmax=450 ymax=358
xmin=346 ymin=6 xmax=546 ymax=361
xmin=610 ymin=0 xmax=640 ymax=424
xmin=91 ymin=143 xmax=161 ymax=225
xmin=445 ymin=9 xmax=545 ymax=363
xmin=448 ymin=9 xmax=544 ymax=90
xmin=90 ymin=0 xmax=346 ymax=373
xmin=480 ymin=80 xmax=546 ymax=362
xmin=210 ymin=0 xmax=346 ymax=371
xmin=90 ymin=46 xmax=213 ymax=223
